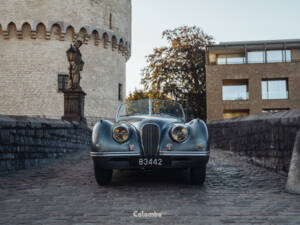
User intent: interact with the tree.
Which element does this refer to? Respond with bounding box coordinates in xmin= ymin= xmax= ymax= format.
xmin=141 ymin=26 xmax=214 ymax=120
xmin=126 ymin=89 xmax=171 ymax=102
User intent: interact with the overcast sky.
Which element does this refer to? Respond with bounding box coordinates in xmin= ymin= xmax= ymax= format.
xmin=126 ymin=0 xmax=300 ymax=95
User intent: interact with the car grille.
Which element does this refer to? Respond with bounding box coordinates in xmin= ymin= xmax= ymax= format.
xmin=141 ymin=124 xmax=159 ymax=156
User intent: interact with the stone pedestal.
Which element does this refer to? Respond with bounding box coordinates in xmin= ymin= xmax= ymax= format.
xmin=62 ymin=89 xmax=86 ymax=124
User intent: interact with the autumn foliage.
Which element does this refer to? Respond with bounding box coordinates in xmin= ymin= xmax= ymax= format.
xmin=141 ymin=26 xmax=214 ymax=120
xmin=127 ymin=89 xmax=171 ymax=102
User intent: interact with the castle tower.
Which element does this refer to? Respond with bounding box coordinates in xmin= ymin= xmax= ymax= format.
xmin=0 ymin=0 xmax=131 ymax=123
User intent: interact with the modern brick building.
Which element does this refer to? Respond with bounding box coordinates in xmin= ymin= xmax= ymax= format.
xmin=206 ymin=39 xmax=300 ymax=122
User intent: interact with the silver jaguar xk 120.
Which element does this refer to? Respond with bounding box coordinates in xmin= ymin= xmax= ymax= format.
xmin=91 ymin=99 xmax=209 ymax=185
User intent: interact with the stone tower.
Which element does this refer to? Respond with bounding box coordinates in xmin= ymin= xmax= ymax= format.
xmin=0 ymin=0 xmax=131 ymax=123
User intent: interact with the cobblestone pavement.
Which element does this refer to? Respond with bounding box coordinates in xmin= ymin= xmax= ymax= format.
xmin=1 ymin=149 xmax=300 ymax=225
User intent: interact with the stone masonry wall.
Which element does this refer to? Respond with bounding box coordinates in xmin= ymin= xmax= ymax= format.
xmin=0 ymin=115 xmax=91 ymax=173
xmin=0 ymin=0 xmax=131 ymax=120
xmin=208 ymin=110 xmax=300 ymax=173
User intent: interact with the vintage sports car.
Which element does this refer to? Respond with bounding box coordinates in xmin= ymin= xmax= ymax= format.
xmin=91 ymin=99 xmax=209 ymax=185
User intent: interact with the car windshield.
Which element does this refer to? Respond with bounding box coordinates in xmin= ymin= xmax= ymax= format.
xmin=117 ymin=99 xmax=185 ymax=121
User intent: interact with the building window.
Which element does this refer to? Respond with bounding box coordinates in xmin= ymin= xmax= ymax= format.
xmin=217 ymin=54 xmax=245 ymax=65
xmin=223 ymin=109 xmax=249 ymax=119
xmin=286 ymin=50 xmax=291 ymax=62
xmin=262 ymin=108 xmax=289 ymax=113
xmin=248 ymin=51 xmax=265 ymax=63
xmin=266 ymin=50 xmax=283 ymax=63
xmin=58 ymin=73 xmax=68 ymax=91
xmin=109 ymin=13 xmax=113 ymax=29
xmin=222 ymin=79 xmax=249 ymax=101
xmin=118 ymin=83 xmax=123 ymax=101
xmin=266 ymin=50 xmax=291 ymax=63
xmin=261 ymin=79 xmax=288 ymax=100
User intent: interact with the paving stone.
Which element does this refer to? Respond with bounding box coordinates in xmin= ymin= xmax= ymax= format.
xmin=0 ymin=149 xmax=300 ymax=225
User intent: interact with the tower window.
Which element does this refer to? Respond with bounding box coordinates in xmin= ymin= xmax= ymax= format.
xmin=118 ymin=83 xmax=123 ymax=101
xmin=58 ymin=73 xmax=68 ymax=91
xmin=109 ymin=13 xmax=113 ymax=29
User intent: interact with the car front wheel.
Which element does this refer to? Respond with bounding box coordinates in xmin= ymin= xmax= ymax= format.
xmin=190 ymin=164 xmax=206 ymax=185
xmin=94 ymin=163 xmax=113 ymax=185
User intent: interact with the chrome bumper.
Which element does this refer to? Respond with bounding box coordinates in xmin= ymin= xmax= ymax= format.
xmin=90 ymin=151 xmax=209 ymax=157
xmin=90 ymin=152 xmax=141 ymax=157
xmin=159 ymin=151 xmax=209 ymax=156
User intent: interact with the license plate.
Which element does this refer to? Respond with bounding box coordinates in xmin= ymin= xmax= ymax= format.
xmin=138 ymin=158 xmax=163 ymax=166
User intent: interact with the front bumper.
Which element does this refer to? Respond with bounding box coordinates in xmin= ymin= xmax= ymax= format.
xmin=91 ymin=151 xmax=209 ymax=169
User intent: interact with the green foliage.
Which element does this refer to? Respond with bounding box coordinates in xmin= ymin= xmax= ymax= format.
xmin=141 ymin=26 xmax=214 ymax=120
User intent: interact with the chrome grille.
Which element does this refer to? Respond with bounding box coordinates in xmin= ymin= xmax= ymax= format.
xmin=141 ymin=124 xmax=159 ymax=156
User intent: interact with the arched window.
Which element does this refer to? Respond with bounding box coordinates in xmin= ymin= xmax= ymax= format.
xmin=91 ymin=30 xmax=99 ymax=45
xmin=112 ymin=36 xmax=117 ymax=50
xmin=79 ymin=27 xmax=88 ymax=43
xmin=119 ymin=38 xmax=124 ymax=52
xmin=66 ymin=26 xmax=75 ymax=42
xmin=51 ymin=24 xmax=61 ymax=41
xmin=7 ymin=22 xmax=17 ymax=39
xmin=36 ymin=23 xmax=46 ymax=39
xmin=103 ymin=32 xmax=109 ymax=48
xmin=22 ymin=23 xmax=31 ymax=40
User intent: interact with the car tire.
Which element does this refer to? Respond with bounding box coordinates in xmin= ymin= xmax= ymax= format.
xmin=190 ymin=164 xmax=206 ymax=185
xmin=94 ymin=163 xmax=113 ymax=185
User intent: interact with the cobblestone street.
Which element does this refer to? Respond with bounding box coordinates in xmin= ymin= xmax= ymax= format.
xmin=1 ymin=149 xmax=300 ymax=225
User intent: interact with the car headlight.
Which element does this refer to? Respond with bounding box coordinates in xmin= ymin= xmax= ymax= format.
xmin=112 ymin=124 xmax=130 ymax=143
xmin=171 ymin=125 xmax=189 ymax=143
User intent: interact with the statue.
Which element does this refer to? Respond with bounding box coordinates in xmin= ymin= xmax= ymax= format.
xmin=66 ymin=40 xmax=85 ymax=89
xmin=62 ymin=40 xmax=87 ymax=123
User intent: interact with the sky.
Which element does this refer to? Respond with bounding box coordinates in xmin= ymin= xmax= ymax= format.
xmin=126 ymin=0 xmax=300 ymax=96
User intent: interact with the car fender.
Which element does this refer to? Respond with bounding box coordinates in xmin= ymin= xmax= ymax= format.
xmin=159 ymin=118 xmax=209 ymax=152
xmin=91 ymin=120 xmax=141 ymax=153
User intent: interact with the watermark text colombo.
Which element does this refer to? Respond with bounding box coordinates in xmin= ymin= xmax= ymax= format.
xmin=133 ymin=211 xmax=162 ymax=218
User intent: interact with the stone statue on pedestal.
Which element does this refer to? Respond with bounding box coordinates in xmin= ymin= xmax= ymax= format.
xmin=62 ymin=40 xmax=86 ymax=124
xmin=67 ymin=40 xmax=85 ymax=90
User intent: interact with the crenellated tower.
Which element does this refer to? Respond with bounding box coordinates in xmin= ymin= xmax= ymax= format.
xmin=0 ymin=0 xmax=131 ymax=122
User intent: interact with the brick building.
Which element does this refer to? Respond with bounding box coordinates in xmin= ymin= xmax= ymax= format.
xmin=206 ymin=39 xmax=300 ymax=122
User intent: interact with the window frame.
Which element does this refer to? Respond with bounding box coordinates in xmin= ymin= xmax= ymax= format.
xmin=222 ymin=79 xmax=249 ymax=101
xmin=261 ymin=78 xmax=289 ymax=100
xmin=58 ymin=73 xmax=68 ymax=92
xmin=109 ymin=13 xmax=113 ymax=29
xmin=118 ymin=83 xmax=123 ymax=101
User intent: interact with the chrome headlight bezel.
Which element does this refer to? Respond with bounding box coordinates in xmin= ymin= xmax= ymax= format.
xmin=170 ymin=124 xmax=189 ymax=143
xmin=112 ymin=124 xmax=130 ymax=143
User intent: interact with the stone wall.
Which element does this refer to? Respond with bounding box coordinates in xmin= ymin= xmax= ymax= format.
xmin=208 ymin=110 xmax=300 ymax=173
xmin=0 ymin=115 xmax=91 ymax=173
